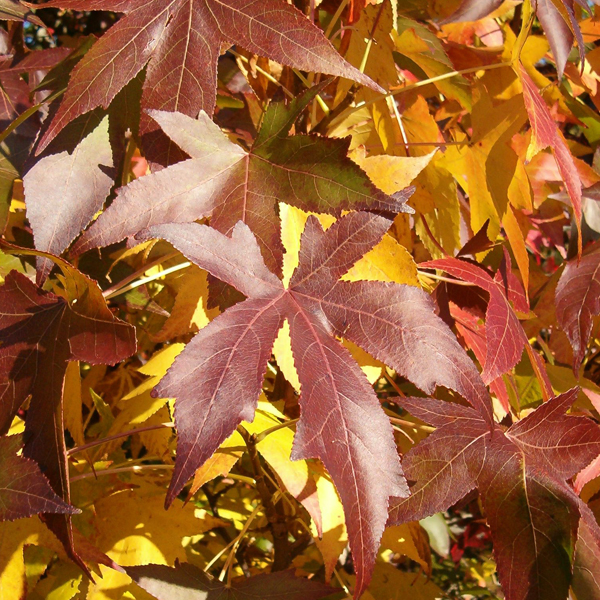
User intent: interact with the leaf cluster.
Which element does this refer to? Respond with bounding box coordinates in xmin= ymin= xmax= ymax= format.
xmin=2 ymin=1 xmax=600 ymax=599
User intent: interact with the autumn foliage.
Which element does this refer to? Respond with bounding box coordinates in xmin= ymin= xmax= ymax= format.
xmin=2 ymin=0 xmax=600 ymax=598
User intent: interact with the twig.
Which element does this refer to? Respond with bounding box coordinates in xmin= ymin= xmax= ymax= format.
xmin=237 ymin=425 xmax=293 ymax=572
xmin=67 ymin=422 xmax=174 ymax=456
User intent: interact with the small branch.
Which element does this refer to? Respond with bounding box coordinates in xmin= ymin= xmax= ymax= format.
xmin=383 ymin=369 xmax=405 ymax=397
xmin=389 ymin=416 xmax=434 ymax=433
xmin=237 ymin=425 xmax=293 ymax=572
xmin=70 ymin=464 xmax=174 ymax=483
xmin=67 ymin=422 xmax=174 ymax=456
xmin=417 ymin=271 xmax=476 ymax=286
xmin=229 ymin=49 xmax=294 ymax=99
xmin=324 ymin=0 xmax=350 ymax=38
xmin=420 ymin=214 xmax=449 ymax=258
xmin=102 ymin=251 xmax=179 ymax=298
xmin=254 ymin=418 xmax=299 ymax=443
xmin=326 ymin=61 xmax=513 ymax=132
xmin=104 ymin=261 xmax=191 ymax=300
xmin=219 ymin=504 xmax=261 ymax=584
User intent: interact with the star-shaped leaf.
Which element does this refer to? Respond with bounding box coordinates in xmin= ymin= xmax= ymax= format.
xmin=422 ymin=251 xmax=529 ymax=383
xmin=390 ymin=389 xmax=600 ymax=600
xmin=0 ymin=434 xmax=80 ymax=522
xmin=126 ymin=563 xmax=335 ymax=600
xmin=72 ymin=88 xmax=413 ymax=276
xmin=137 ymin=211 xmax=491 ymax=596
xmin=0 ymin=246 xmax=136 ymax=572
xmin=35 ymin=0 xmax=383 ymax=163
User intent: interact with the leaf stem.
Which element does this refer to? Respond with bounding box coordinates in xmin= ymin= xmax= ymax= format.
xmin=229 ymin=49 xmax=294 ymax=99
xmin=102 ymin=251 xmax=179 ymax=298
xmin=253 ymin=418 xmax=299 ymax=443
xmin=417 ymin=271 xmax=476 ymax=286
xmin=104 ymin=261 xmax=191 ymax=300
xmin=67 ymin=422 xmax=175 ymax=456
xmin=69 ymin=464 xmax=174 ymax=483
xmin=327 ymin=61 xmax=513 ymax=132
xmin=324 ymin=0 xmax=350 ymax=39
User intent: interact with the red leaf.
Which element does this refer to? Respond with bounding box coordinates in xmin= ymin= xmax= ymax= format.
xmin=534 ymin=0 xmax=584 ymax=80
xmin=422 ymin=256 xmax=528 ymax=384
xmin=0 ymin=434 xmax=80 ymax=522
xmin=521 ymin=66 xmax=583 ymax=253
xmin=390 ymin=389 xmax=600 ymax=600
xmin=35 ymin=0 xmax=383 ymax=161
xmin=138 ymin=211 xmax=491 ymax=596
xmin=0 ymin=257 xmax=136 ymax=572
xmin=555 ymin=241 xmax=600 ymax=372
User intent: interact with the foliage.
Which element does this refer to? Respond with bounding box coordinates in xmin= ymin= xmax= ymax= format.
xmin=1 ymin=1 xmax=600 ymax=599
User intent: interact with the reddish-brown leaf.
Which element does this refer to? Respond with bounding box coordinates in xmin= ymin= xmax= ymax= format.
xmin=35 ymin=0 xmax=383 ymax=162
xmin=0 ymin=255 xmax=136 ymax=572
xmin=391 ymin=389 xmax=600 ymax=600
xmin=0 ymin=434 xmax=79 ymax=522
xmin=556 ymin=241 xmax=600 ymax=372
xmin=422 ymin=256 xmax=528 ymax=384
xmin=521 ymin=67 xmax=583 ymax=251
xmin=138 ymin=211 xmax=491 ymax=596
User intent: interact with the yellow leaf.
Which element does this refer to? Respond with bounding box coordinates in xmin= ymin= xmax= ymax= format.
xmin=100 ymin=344 xmax=184 ymax=456
xmin=245 ymin=406 xmax=321 ymax=527
xmin=0 ymin=517 xmax=64 ymax=600
xmin=502 ymin=205 xmax=530 ymax=295
xmin=152 ymin=266 xmax=219 ymax=343
xmin=137 ymin=406 xmax=173 ymax=460
xmin=64 ymin=361 xmax=85 ymax=447
xmin=310 ymin=463 xmax=348 ymax=581
xmin=364 ymin=563 xmax=443 ymax=600
xmin=412 ymin=157 xmax=461 ymax=258
xmin=343 ymin=232 xmax=419 ymax=286
xmin=27 ymin=562 xmax=82 ymax=600
xmin=350 ymin=148 xmax=436 ymax=196
xmin=379 ymin=523 xmax=431 ymax=574
xmin=86 ymin=483 xmax=225 ymax=600
xmin=7 ymin=415 xmax=24 ymax=435
xmin=393 ymin=18 xmax=472 ymax=109
xmin=188 ymin=430 xmax=245 ymax=494
xmin=334 ymin=0 xmax=398 ymax=104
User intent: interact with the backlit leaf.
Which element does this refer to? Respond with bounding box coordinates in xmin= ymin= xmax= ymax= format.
xmin=36 ymin=0 xmax=383 ymax=162
xmin=138 ymin=211 xmax=491 ymax=595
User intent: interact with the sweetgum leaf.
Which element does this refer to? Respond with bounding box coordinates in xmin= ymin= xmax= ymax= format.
xmin=534 ymin=0 xmax=585 ymax=81
xmin=0 ymin=248 xmax=136 ymax=573
xmin=422 ymin=255 xmax=528 ymax=384
xmin=24 ymin=112 xmax=114 ymax=284
xmin=35 ymin=0 xmax=383 ymax=162
xmin=520 ymin=67 xmax=583 ymax=252
xmin=0 ymin=434 xmax=80 ymax=522
xmin=0 ymin=0 xmax=43 ymax=26
xmin=138 ymin=211 xmax=492 ymax=596
xmin=443 ymin=0 xmax=584 ymax=79
xmin=391 ymin=389 xmax=600 ymax=600
xmin=73 ymin=88 xmax=413 ymax=276
xmin=126 ymin=563 xmax=334 ymax=600
xmin=555 ymin=241 xmax=600 ymax=372
xmin=440 ymin=0 xmax=503 ymax=23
